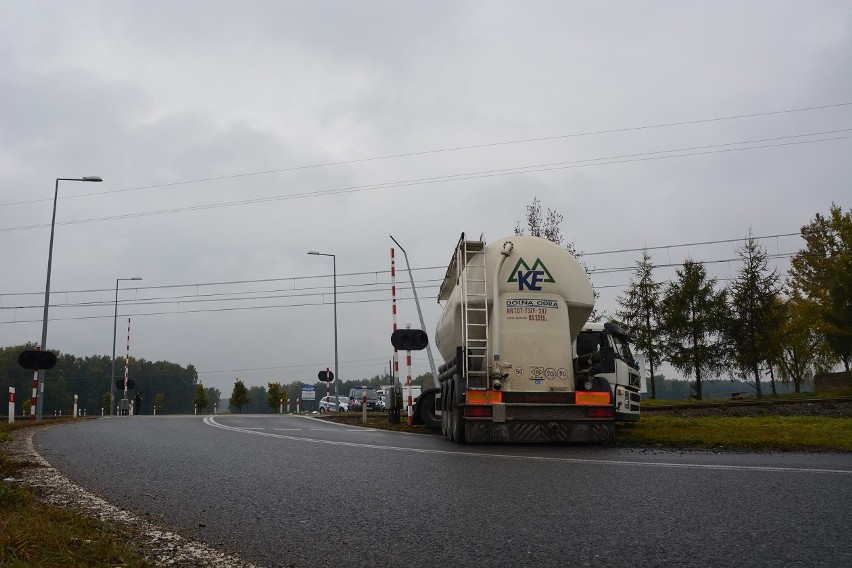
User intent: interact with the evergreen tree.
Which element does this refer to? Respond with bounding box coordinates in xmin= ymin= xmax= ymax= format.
xmin=660 ymin=260 xmax=729 ymax=400
xmin=267 ymin=382 xmax=286 ymax=413
xmin=193 ymin=383 xmax=209 ymax=414
xmin=229 ymin=379 xmax=250 ymax=413
xmin=615 ymin=249 xmax=663 ymax=398
xmin=725 ymin=233 xmax=782 ymax=398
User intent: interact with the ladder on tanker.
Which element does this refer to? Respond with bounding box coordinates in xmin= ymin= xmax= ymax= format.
xmin=459 ymin=238 xmax=489 ymax=388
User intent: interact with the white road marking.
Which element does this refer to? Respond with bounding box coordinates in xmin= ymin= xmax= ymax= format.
xmin=201 ymin=416 xmax=852 ymax=475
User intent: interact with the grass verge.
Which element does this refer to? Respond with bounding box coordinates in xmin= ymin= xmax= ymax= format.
xmin=0 ymin=422 xmax=153 ymax=568
xmin=615 ymin=415 xmax=852 ymax=452
xmin=323 ymin=410 xmax=852 ymax=452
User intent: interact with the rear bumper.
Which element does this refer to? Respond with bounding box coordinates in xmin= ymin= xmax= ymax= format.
xmin=464 ymin=419 xmax=614 ymax=443
xmin=463 ymin=403 xmax=614 ymax=442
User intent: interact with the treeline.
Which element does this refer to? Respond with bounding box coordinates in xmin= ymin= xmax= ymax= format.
xmin=614 ymin=204 xmax=850 ymax=399
xmin=517 ymin=200 xmax=851 ymax=400
xmin=0 ymin=343 xmax=199 ymax=415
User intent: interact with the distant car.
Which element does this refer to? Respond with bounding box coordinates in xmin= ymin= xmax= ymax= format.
xmin=348 ymin=386 xmax=380 ymax=411
xmin=318 ymin=395 xmax=341 ymax=413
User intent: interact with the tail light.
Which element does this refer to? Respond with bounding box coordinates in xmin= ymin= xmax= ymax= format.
xmin=586 ymin=407 xmax=614 ymax=418
xmin=464 ymin=405 xmax=493 ymax=418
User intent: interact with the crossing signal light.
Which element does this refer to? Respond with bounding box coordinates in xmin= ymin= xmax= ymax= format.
xmin=390 ymin=329 xmax=429 ymax=351
xmin=116 ymin=380 xmax=136 ymax=390
xmin=317 ymin=370 xmax=334 ymax=382
xmin=18 ymin=350 xmax=57 ymax=370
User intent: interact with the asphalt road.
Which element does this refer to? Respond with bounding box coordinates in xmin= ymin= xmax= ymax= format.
xmin=35 ymin=415 xmax=852 ymax=567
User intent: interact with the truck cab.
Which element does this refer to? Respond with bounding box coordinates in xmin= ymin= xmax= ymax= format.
xmin=574 ymin=322 xmax=641 ymax=421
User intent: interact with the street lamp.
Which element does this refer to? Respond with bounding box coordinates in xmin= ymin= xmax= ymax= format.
xmin=307 ymin=251 xmax=338 ymax=396
xmin=110 ymin=277 xmax=142 ymax=416
xmin=36 ymin=176 xmax=102 ymax=420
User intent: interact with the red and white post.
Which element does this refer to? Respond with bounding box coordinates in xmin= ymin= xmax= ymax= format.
xmin=123 ymin=317 xmax=131 ymax=401
xmin=73 ymin=394 xmax=78 ymax=418
xmin=326 ymin=367 xmax=331 ymax=410
xmin=406 ymin=337 xmax=413 ymax=427
xmin=390 ymin=248 xmax=399 ymax=387
xmin=7 ymin=387 xmax=14 ymax=424
xmin=30 ymin=370 xmax=38 ymax=422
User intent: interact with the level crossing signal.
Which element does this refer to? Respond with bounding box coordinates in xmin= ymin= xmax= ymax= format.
xmin=317 ymin=370 xmax=334 ymax=382
xmin=18 ymin=350 xmax=57 ymax=370
xmin=116 ymin=380 xmax=136 ymax=390
xmin=390 ymin=329 xmax=429 ymax=351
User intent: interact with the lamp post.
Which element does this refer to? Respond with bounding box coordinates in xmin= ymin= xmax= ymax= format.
xmin=307 ymin=251 xmax=338 ymax=396
xmin=36 ymin=176 xmax=102 ymax=421
xmin=110 ymin=277 xmax=142 ymax=416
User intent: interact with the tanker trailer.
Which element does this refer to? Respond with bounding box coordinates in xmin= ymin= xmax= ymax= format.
xmin=435 ymin=233 xmax=615 ymax=443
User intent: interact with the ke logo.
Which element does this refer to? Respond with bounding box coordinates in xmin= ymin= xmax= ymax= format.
xmin=507 ymin=258 xmax=555 ymax=291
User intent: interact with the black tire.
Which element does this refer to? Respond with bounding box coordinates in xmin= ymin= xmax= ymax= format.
xmin=417 ymin=389 xmax=442 ymax=430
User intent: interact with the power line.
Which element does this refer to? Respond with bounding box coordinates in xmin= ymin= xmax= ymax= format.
xmin=0 ymin=231 xmax=802 ymax=300
xmin=2 ymin=130 xmax=849 ymax=233
xmin=0 ymin=250 xmax=798 ymax=324
xmin=3 ymin=101 xmax=849 ymax=208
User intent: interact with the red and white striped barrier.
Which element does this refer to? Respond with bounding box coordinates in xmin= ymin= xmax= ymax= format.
xmin=8 ymin=387 xmax=14 ymax=424
xmin=406 ymin=343 xmax=413 ymax=426
xmin=390 ymin=248 xmax=399 ymax=387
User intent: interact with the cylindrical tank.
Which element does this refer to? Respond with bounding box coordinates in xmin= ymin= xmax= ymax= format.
xmin=435 ymin=235 xmax=594 ymax=389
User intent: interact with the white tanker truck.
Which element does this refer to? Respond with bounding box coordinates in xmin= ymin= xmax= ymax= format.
xmin=413 ymin=233 xmax=616 ymax=443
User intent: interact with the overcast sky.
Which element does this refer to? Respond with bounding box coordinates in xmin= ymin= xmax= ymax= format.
xmin=1 ymin=1 xmax=850 ymax=394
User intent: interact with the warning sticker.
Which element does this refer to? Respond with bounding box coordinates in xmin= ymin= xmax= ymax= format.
xmin=529 ymin=366 xmax=544 ymax=380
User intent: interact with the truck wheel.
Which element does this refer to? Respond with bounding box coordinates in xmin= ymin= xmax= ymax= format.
xmin=446 ymin=380 xmax=455 ymax=441
xmin=418 ymin=390 xmax=441 ymax=430
xmin=451 ymin=379 xmax=466 ymax=444
xmin=440 ymin=382 xmax=449 ymax=437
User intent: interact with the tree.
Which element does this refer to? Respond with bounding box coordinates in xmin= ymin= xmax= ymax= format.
xmin=725 ymin=233 xmax=782 ymax=399
xmin=787 ymin=204 xmax=852 ymax=370
xmin=154 ymin=393 xmax=165 ymax=414
xmin=615 ymin=249 xmax=663 ymax=398
xmin=515 ymin=196 xmax=600 ymax=320
xmin=267 ymin=382 xmax=287 ymax=413
xmin=193 ymin=383 xmax=209 ymax=414
xmin=775 ymin=296 xmax=835 ymax=393
xmin=660 ymin=260 xmax=729 ymax=400
xmin=515 ymin=196 xmax=564 ymax=244
xmin=229 ymin=379 xmax=250 ymax=413
xmin=205 ymin=387 xmax=221 ymax=413
xmin=102 ymin=392 xmax=111 ymax=414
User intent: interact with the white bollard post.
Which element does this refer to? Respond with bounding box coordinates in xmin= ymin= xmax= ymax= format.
xmin=279 ymin=399 xmax=283 ymax=414
xmin=8 ymin=387 xmax=14 ymax=424
xmin=153 ymin=405 xmax=157 ymax=416
xmin=297 ymin=399 xmax=301 ymax=414
xmin=73 ymin=395 xmax=78 ymax=418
